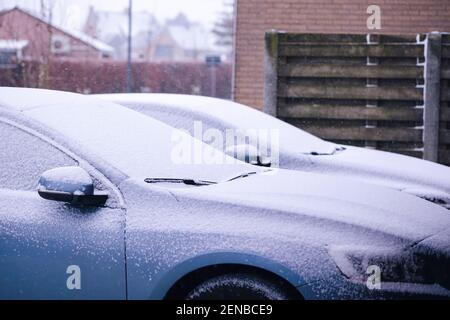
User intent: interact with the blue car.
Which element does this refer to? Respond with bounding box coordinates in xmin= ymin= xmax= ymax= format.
xmin=1 ymin=87 xmax=450 ymax=300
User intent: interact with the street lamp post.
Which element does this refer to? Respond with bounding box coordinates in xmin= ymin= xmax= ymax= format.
xmin=126 ymin=0 xmax=133 ymax=93
xmin=206 ymin=55 xmax=221 ymax=97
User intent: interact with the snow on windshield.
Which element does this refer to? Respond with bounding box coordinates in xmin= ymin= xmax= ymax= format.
xmin=99 ymin=93 xmax=338 ymax=155
xmin=23 ymin=96 xmax=256 ymax=182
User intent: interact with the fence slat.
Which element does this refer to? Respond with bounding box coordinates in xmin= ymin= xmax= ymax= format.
xmin=442 ymin=34 xmax=450 ymax=44
xmin=279 ymin=84 xmax=423 ymax=100
xmin=442 ymin=45 xmax=450 ymax=58
xmin=279 ymin=45 xmax=424 ymax=58
xmin=279 ymin=33 xmax=367 ymax=44
xmin=278 ymin=104 xmax=423 ymax=121
xmin=441 ymin=89 xmax=450 ymax=101
xmin=439 ymin=150 xmax=450 ymax=165
xmin=440 ymin=129 xmax=450 ymax=144
xmin=289 ymin=124 xmax=423 ymax=142
xmin=441 ymin=67 xmax=450 ymax=79
xmin=442 ymin=107 xmax=450 ymax=121
xmin=279 ymin=33 xmax=419 ymax=44
xmin=279 ymin=64 xmax=423 ymax=79
xmin=263 ymin=31 xmax=279 ymax=116
xmin=423 ymin=32 xmax=442 ymax=161
xmin=378 ymin=149 xmax=423 ymax=158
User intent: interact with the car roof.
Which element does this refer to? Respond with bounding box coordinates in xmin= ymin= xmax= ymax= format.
xmin=0 ymin=87 xmax=87 ymax=111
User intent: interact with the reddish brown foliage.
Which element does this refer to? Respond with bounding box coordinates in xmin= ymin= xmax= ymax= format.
xmin=0 ymin=59 xmax=232 ymax=99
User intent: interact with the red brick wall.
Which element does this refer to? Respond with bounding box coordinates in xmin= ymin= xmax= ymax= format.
xmin=234 ymin=0 xmax=450 ymax=109
xmin=0 ymin=8 xmax=102 ymax=60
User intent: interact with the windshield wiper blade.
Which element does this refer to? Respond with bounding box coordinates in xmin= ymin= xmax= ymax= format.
xmin=308 ymin=146 xmax=346 ymax=156
xmin=227 ymin=171 xmax=258 ymax=182
xmin=145 ymin=172 xmax=259 ymax=186
xmin=144 ymin=178 xmax=217 ymax=186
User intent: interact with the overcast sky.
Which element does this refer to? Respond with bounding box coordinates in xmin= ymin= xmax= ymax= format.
xmin=0 ymin=0 xmax=228 ymax=30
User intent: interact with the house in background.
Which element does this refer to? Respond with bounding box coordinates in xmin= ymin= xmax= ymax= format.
xmin=84 ymin=7 xmax=160 ymax=61
xmin=147 ymin=13 xmax=225 ymax=62
xmin=84 ymin=10 xmax=226 ymax=63
xmin=0 ymin=7 xmax=113 ymax=63
xmin=233 ymin=0 xmax=450 ymax=109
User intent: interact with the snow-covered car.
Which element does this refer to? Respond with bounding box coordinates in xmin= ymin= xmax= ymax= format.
xmin=97 ymin=94 xmax=450 ymax=210
xmin=1 ymin=87 xmax=450 ymax=300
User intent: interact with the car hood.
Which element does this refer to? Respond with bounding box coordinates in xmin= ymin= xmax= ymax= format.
xmin=294 ymin=146 xmax=450 ymax=209
xmin=168 ymin=169 xmax=450 ymax=245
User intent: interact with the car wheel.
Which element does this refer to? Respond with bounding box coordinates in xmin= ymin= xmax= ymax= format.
xmin=185 ymin=272 xmax=299 ymax=300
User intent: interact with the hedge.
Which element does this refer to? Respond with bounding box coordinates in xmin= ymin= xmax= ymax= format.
xmin=0 ymin=59 xmax=232 ymax=99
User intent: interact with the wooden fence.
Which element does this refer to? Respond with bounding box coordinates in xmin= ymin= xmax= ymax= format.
xmin=440 ymin=34 xmax=450 ymax=165
xmin=264 ymin=32 xmax=450 ymax=166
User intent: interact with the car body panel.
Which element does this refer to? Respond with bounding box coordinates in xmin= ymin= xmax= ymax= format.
xmin=0 ymin=188 xmax=126 ymax=300
xmin=307 ymin=146 xmax=450 ymax=207
xmin=119 ymin=173 xmax=450 ymax=299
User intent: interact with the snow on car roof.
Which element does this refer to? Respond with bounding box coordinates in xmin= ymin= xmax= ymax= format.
xmin=97 ymin=93 xmax=338 ymax=155
xmin=0 ymin=87 xmax=85 ymax=111
xmin=0 ymin=88 xmax=256 ymax=181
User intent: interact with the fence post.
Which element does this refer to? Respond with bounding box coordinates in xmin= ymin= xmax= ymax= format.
xmin=423 ymin=32 xmax=442 ymax=162
xmin=263 ymin=30 xmax=279 ymax=116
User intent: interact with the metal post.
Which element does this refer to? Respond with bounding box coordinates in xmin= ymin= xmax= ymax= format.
xmin=263 ymin=30 xmax=279 ymax=116
xmin=126 ymin=0 xmax=133 ymax=93
xmin=206 ymin=55 xmax=221 ymax=97
xmin=210 ymin=66 xmax=217 ymax=97
xmin=423 ymin=32 xmax=442 ymax=162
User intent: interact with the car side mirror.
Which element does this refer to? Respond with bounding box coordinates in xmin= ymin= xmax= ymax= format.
xmin=37 ymin=166 xmax=108 ymax=207
xmin=225 ymin=144 xmax=271 ymax=167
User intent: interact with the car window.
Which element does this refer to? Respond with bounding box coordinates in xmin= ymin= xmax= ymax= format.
xmin=0 ymin=121 xmax=78 ymax=191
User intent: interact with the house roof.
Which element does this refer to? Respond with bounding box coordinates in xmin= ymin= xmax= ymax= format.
xmin=0 ymin=7 xmax=113 ymax=53
xmin=59 ymin=26 xmax=114 ymax=53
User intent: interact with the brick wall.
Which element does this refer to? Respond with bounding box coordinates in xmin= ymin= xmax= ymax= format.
xmin=234 ymin=0 xmax=450 ymax=109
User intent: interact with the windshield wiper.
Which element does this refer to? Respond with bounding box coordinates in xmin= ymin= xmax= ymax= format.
xmin=308 ymin=146 xmax=346 ymax=156
xmin=145 ymin=171 xmax=259 ymax=187
xmin=227 ymin=171 xmax=258 ymax=182
xmin=144 ymin=178 xmax=217 ymax=186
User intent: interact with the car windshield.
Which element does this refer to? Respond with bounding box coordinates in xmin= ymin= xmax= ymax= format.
xmin=98 ymin=94 xmax=339 ymax=156
xmin=17 ymin=92 xmax=258 ymax=182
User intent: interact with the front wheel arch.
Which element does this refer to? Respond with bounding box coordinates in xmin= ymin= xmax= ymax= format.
xmin=164 ymin=264 xmax=303 ymax=300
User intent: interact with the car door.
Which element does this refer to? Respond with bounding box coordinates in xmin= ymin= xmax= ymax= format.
xmin=0 ymin=119 xmax=126 ymax=299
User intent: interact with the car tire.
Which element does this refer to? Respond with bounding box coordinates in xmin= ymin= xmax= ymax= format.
xmin=185 ymin=272 xmax=299 ymax=300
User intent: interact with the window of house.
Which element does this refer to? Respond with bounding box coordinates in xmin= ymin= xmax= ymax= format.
xmin=0 ymin=51 xmax=16 ymax=65
xmin=155 ymin=45 xmax=174 ymax=60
